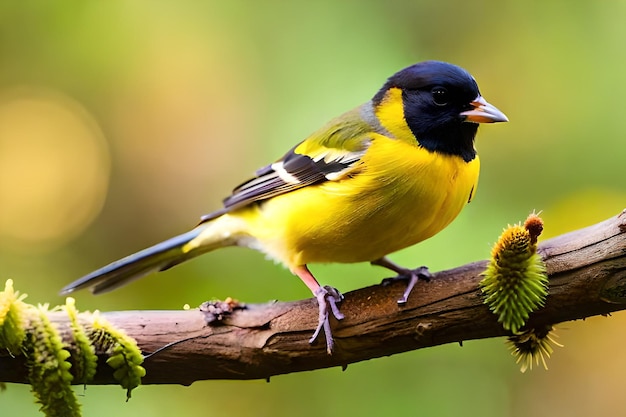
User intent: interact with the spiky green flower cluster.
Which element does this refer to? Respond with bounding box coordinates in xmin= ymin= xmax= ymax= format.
xmin=26 ymin=304 xmax=80 ymax=417
xmin=90 ymin=312 xmax=146 ymax=400
xmin=507 ymin=325 xmax=562 ymax=372
xmin=0 ymin=279 xmax=146 ymax=416
xmin=480 ymin=215 xmax=548 ymax=334
xmin=63 ymin=297 xmax=97 ymax=385
xmin=0 ymin=279 xmax=28 ymax=354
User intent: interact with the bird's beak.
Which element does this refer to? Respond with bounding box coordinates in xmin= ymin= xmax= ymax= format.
xmin=460 ymin=95 xmax=508 ymax=123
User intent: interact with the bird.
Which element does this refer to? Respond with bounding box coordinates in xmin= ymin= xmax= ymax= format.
xmin=60 ymin=60 xmax=508 ymax=354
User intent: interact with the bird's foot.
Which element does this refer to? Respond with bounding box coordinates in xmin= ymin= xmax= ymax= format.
xmin=309 ymin=285 xmax=345 ymax=354
xmin=380 ymin=266 xmax=432 ymax=305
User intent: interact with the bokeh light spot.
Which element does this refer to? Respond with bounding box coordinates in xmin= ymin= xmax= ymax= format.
xmin=0 ymin=88 xmax=110 ymax=252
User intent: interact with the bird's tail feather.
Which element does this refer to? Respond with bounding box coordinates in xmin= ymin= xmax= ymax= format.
xmin=60 ymin=218 xmax=239 ymax=295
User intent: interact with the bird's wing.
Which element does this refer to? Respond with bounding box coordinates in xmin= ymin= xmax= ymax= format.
xmin=200 ymin=108 xmax=373 ymax=222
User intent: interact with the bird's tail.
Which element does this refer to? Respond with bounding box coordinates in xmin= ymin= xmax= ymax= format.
xmin=60 ymin=214 xmax=245 ymax=295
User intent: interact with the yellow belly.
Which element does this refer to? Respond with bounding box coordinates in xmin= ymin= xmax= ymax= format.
xmin=239 ymin=135 xmax=480 ymax=268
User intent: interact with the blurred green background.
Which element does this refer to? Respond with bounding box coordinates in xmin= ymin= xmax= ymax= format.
xmin=1 ymin=1 xmax=625 ymax=416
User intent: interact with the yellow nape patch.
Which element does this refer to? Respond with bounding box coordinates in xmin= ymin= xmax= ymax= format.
xmin=374 ymin=87 xmax=414 ymax=143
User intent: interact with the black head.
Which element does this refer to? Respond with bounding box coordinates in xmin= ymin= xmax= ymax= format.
xmin=373 ymin=61 xmax=505 ymax=162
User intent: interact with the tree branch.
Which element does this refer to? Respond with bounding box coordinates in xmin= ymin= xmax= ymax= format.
xmin=2 ymin=210 xmax=625 ymax=385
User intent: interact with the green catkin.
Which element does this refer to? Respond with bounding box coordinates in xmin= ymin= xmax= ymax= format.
xmin=26 ymin=304 xmax=80 ymax=417
xmin=507 ymin=325 xmax=563 ymax=372
xmin=480 ymin=214 xmax=549 ymax=334
xmin=0 ymin=279 xmax=28 ymax=354
xmin=1 ymin=280 xmax=147 ymax=416
xmin=90 ymin=311 xmax=146 ymax=400
xmin=63 ymin=297 xmax=98 ymax=384
xmin=480 ymin=214 xmax=561 ymax=372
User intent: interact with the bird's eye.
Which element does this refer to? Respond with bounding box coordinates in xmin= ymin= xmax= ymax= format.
xmin=431 ymin=87 xmax=449 ymax=106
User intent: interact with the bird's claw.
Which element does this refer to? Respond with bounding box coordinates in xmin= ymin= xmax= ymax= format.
xmin=309 ymin=285 xmax=344 ymax=354
xmin=381 ymin=266 xmax=431 ymax=305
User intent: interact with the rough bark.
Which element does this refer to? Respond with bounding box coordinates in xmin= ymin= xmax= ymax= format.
xmin=2 ymin=210 xmax=625 ymax=385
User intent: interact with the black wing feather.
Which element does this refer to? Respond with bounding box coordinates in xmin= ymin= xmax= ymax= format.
xmin=199 ymin=145 xmax=366 ymax=223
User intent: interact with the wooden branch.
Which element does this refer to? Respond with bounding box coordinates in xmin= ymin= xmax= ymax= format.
xmin=2 ymin=210 xmax=625 ymax=385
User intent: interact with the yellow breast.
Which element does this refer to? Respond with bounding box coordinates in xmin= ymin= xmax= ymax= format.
xmin=241 ymin=134 xmax=479 ymax=268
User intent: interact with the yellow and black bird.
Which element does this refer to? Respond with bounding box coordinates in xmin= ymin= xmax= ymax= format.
xmin=61 ymin=60 xmax=508 ymax=354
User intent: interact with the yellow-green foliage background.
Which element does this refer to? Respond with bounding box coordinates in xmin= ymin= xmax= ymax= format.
xmin=1 ymin=1 xmax=625 ymax=416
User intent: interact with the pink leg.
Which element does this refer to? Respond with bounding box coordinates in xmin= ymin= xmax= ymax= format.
xmin=292 ymin=265 xmax=344 ymax=354
xmin=371 ymin=257 xmax=431 ymax=304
